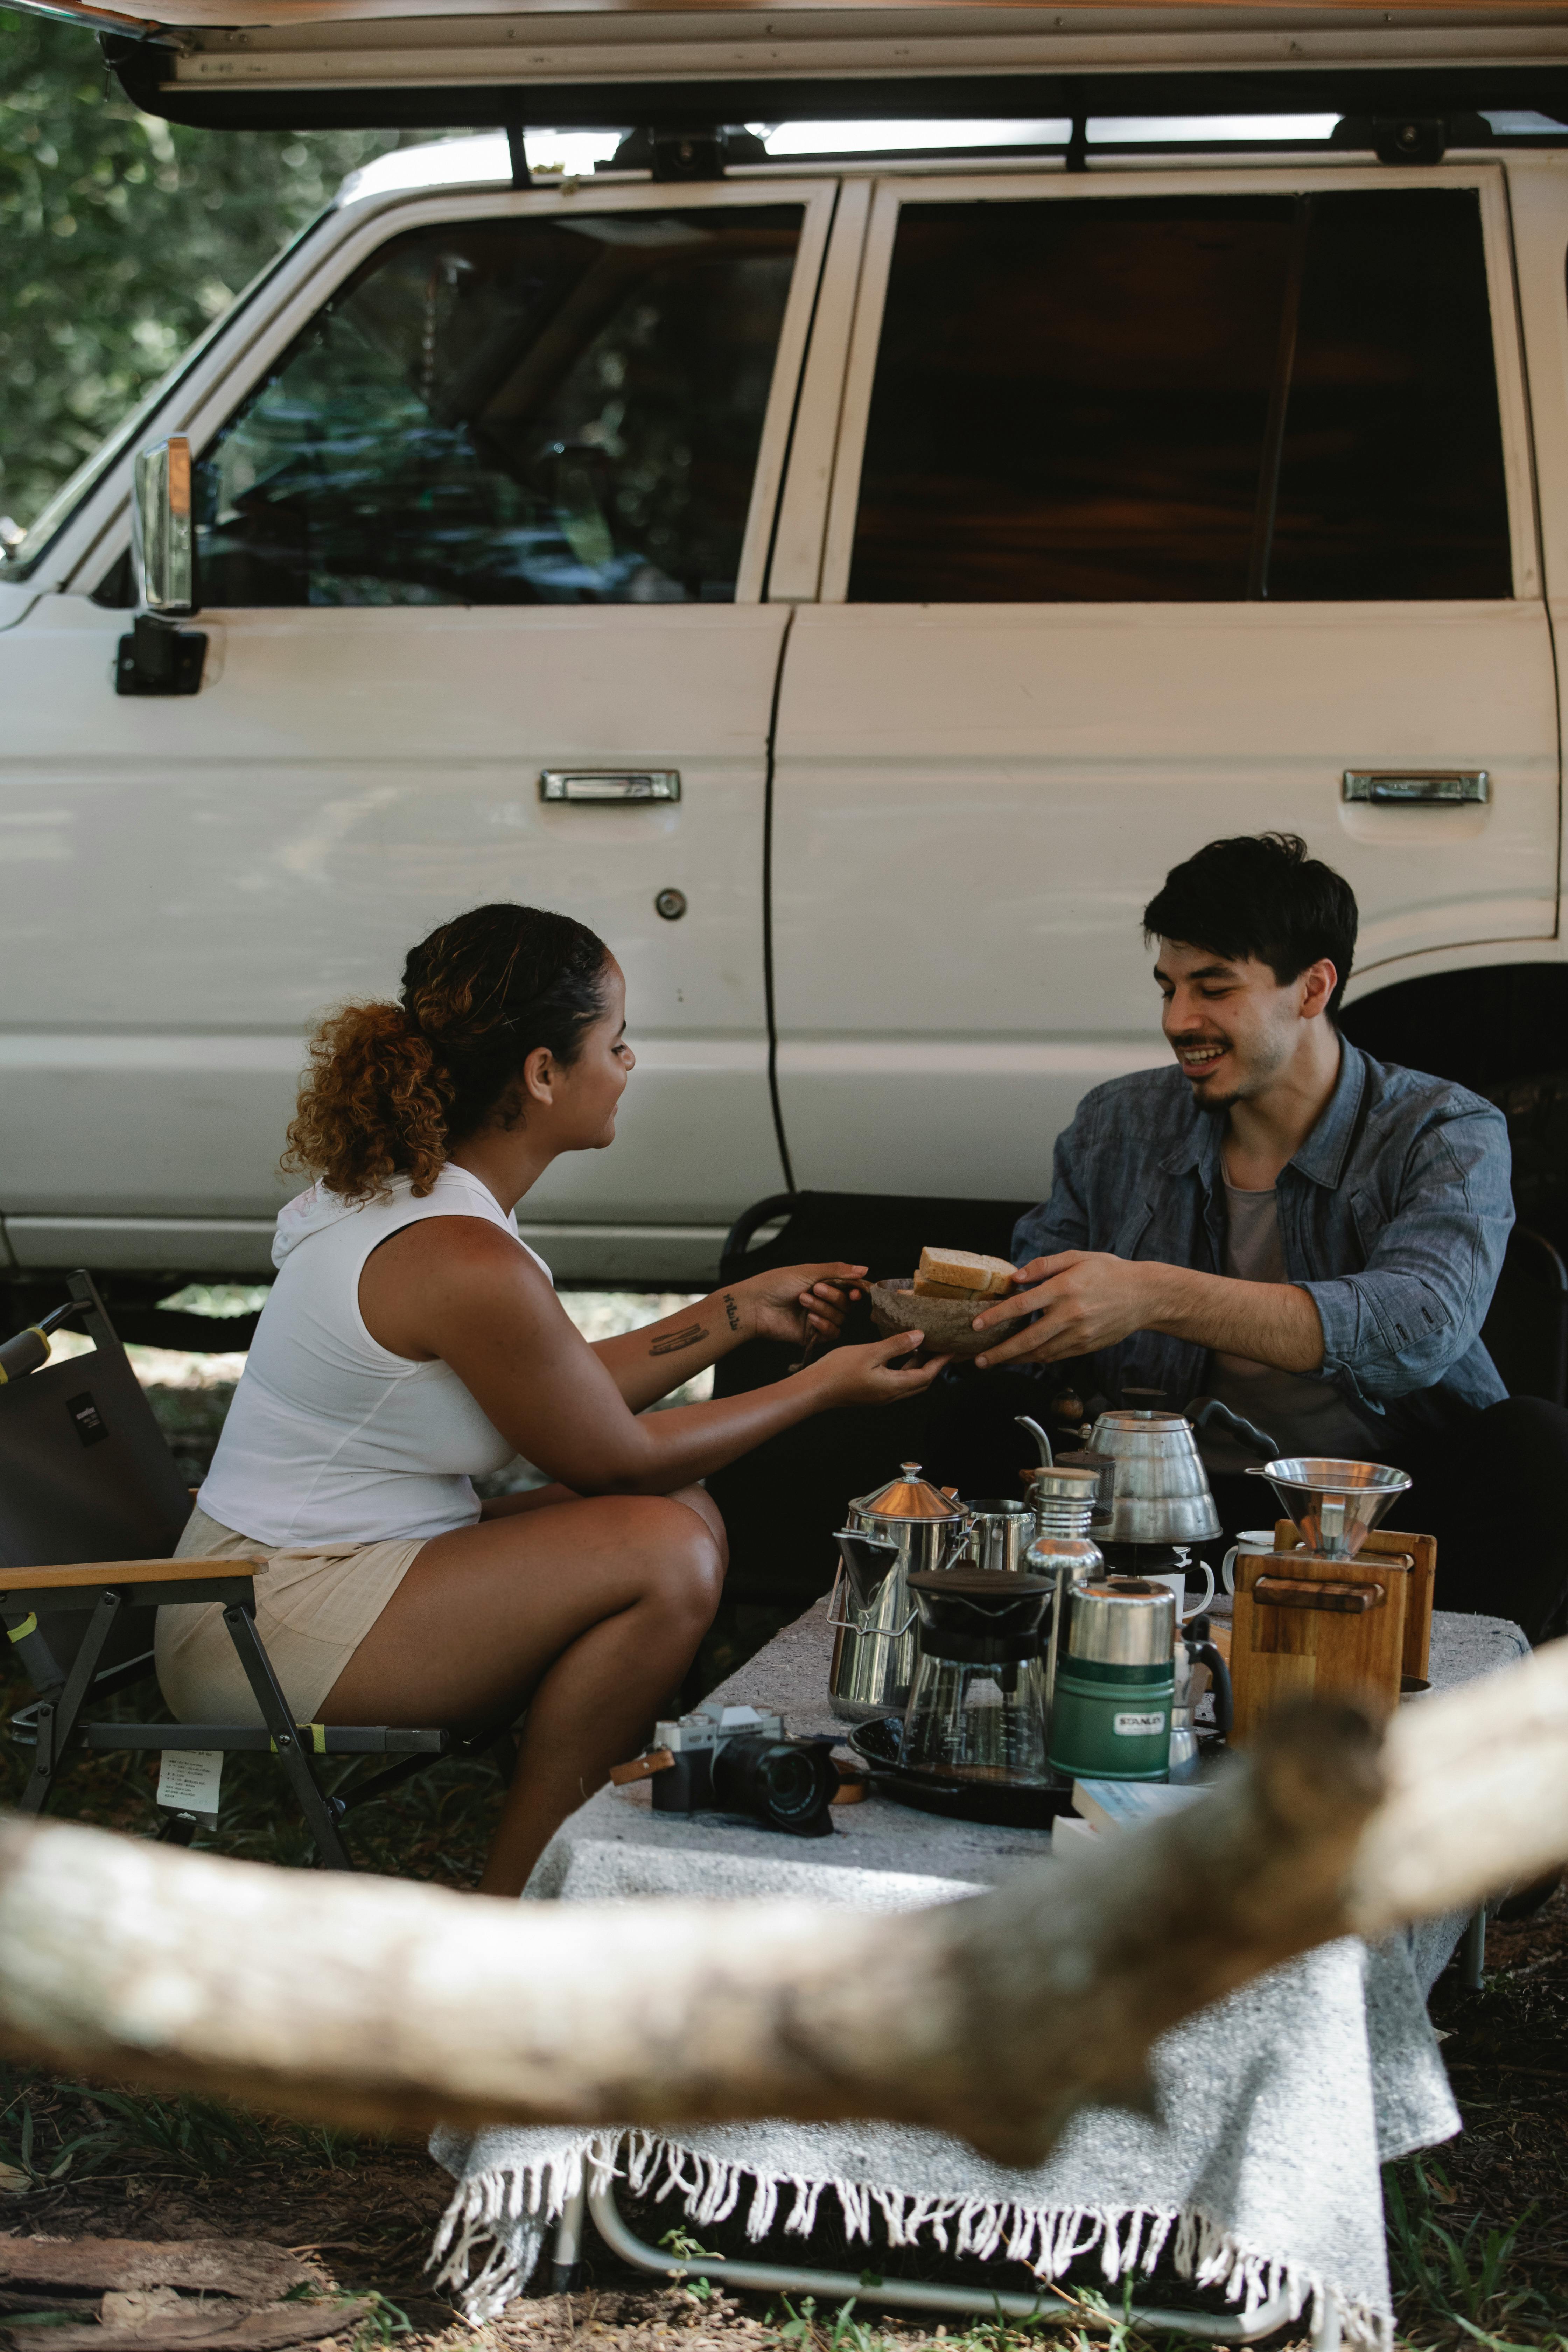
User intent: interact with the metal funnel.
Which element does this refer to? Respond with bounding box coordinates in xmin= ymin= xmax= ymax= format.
xmin=1245 ymin=1456 xmax=1412 ymax=1560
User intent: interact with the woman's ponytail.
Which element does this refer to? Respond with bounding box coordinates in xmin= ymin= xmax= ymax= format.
xmin=284 ymin=904 xmax=609 ymax=1202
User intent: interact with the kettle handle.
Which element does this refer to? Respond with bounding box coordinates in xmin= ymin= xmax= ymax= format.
xmin=935 ymin=1513 xmax=978 ymax=1575
xmin=1186 ymin=1637 xmax=1234 ymax=1739
xmin=1189 ymin=1395 xmax=1280 ymax=1462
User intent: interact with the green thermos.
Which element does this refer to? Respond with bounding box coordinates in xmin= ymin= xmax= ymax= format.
xmin=1048 ymin=1578 xmax=1176 ymax=1782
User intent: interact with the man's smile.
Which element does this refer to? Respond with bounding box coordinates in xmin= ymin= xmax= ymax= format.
xmin=1175 ymin=1039 xmax=1230 ymax=1075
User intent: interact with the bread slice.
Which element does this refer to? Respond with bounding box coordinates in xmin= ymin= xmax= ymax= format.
xmin=912 ymin=1274 xmax=985 ymax=1300
xmin=917 ymin=1246 xmax=1017 ymax=1299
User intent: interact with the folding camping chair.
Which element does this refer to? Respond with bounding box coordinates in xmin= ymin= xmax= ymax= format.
xmin=0 ymin=1271 xmax=511 ymax=1870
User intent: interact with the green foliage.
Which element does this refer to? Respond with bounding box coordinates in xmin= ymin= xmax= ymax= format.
xmin=771 ymin=2295 xmax=895 ymax=2352
xmin=0 ymin=8 xmax=435 ymax=531
xmin=764 ymin=2283 xmax=1227 ymax=2352
xmin=1384 ymin=2157 xmax=1568 ymax=2351
xmin=659 ymin=2225 xmax=725 ymax=2303
xmin=348 ymin=2291 xmax=411 ymax=2347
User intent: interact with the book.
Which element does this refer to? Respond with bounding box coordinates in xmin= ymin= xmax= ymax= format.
xmin=1070 ymin=1778 xmax=1212 ymax=1834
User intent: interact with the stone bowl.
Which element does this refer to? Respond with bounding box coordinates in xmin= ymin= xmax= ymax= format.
xmin=867 ymin=1276 xmax=1028 ymax=1361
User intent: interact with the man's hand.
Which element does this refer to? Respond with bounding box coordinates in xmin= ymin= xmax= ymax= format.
xmin=972 ymin=1254 xmax=1326 ymax=1374
xmin=972 ymin=1253 xmax=1157 ymax=1370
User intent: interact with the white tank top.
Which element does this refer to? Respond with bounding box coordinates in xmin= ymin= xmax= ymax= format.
xmin=200 ymin=1164 xmax=551 ymax=1548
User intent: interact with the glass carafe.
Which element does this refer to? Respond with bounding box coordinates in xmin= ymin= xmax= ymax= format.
xmin=901 ymin=1570 xmax=1053 ymax=1786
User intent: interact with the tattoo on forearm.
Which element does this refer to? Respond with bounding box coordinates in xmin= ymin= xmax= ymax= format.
xmin=650 ymin=1322 xmax=708 ymax=1357
xmin=723 ymin=1292 xmax=741 ymax=1333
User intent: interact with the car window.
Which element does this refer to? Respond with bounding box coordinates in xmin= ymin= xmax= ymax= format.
xmin=847 ymin=188 xmax=1511 ymax=603
xmin=1267 ymin=190 xmax=1510 ymax=599
xmin=195 ymin=206 xmax=803 ymax=607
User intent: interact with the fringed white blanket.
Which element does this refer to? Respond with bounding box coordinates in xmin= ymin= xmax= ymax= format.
xmin=432 ymin=1603 xmax=1523 ymax=2346
xmin=432 ymin=1917 xmax=1465 ymax=2347
xmin=432 ymin=2122 xmax=1339 ymax=2338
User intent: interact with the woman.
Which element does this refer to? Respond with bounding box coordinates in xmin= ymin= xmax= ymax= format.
xmin=156 ymin=902 xmax=943 ymax=1895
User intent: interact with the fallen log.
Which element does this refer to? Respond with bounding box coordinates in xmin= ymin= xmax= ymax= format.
xmin=0 ymin=2241 xmax=369 ymax=2352
xmin=0 ymin=1640 xmax=1562 ymax=2167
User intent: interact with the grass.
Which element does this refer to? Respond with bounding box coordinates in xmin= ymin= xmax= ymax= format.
xmin=764 ymin=2285 xmax=1197 ymax=2352
xmin=1382 ymin=1885 xmax=1568 ymax=2352
xmin=0 ymin=2066 xmax=374 ymax=2196
xmin=1385 ymin=2155 xmax=1568 ymax=2351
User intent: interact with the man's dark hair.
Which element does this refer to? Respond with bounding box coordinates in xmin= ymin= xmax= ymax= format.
xmin=1142 ymin=833 xmax=1358 ymax=1020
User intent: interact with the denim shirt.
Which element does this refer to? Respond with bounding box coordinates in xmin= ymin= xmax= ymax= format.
xmin=1010 ymin=1041 xmax=1512 ymax=1442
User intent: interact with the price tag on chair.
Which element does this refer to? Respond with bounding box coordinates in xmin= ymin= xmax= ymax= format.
xmin=155 ymin=1749 xmax=224 ymax=1829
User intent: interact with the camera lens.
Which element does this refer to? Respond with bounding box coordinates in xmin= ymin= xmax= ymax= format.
xmin=712 ymin=1733 xmax=836 ymax=1834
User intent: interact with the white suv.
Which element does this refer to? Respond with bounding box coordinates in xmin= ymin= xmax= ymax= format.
xmin=4 ymin=1 xmax=1567 ymax=1311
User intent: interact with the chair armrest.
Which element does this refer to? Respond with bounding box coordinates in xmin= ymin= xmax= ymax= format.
xmin=0 ymin=1558 xmax=255 ymax=1593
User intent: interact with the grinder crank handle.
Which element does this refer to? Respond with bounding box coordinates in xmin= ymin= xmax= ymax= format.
xmin=1187 ymin=1394 xmax=1280 ymax=1463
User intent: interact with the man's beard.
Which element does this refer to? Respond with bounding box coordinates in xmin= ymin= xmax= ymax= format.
xmin=1177 ymin=1029 xmax=1292 ymax=1113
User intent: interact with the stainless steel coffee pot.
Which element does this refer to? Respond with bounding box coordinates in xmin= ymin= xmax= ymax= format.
xmin=828 ymin=1463 xmax=973 ymax=1723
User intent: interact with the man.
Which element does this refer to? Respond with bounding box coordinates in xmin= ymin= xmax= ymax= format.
xmin=952 ymin=831 xmax=1564 ymax=1640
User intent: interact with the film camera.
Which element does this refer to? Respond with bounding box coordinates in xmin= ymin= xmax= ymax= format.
xmin=646 ymin=1702 xmax=838 ymax=1837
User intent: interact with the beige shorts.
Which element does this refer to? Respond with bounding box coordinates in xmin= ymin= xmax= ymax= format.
xmin=155 ymin=1504 xmax=427 ymax=1726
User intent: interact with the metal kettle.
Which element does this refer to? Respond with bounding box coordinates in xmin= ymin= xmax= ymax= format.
xmin=1083 ymin=1409 xmax=1222 ymax=1546
xmin=827 ymin=1462 xmax=973 ymax=1724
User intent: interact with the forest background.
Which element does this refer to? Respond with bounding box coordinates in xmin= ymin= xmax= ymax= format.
xmin=0 ymin=7 xmax=439 ymax=536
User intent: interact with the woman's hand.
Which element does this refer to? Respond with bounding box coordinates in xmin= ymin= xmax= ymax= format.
xmin=730 ymin=1261 xmax=869 ymax=1349
xmin=807 ymin=1329 xmax=949 ymax=1408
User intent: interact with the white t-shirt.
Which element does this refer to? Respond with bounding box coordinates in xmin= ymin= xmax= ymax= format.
xmin=200 ymin=1164 xmax=551 ymax=1547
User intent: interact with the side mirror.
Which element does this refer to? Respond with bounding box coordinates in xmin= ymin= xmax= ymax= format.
xmin=117 ymin=435 xmax=208 ymax=697
xmin=132 ymin=436 xmax=198 ymax=617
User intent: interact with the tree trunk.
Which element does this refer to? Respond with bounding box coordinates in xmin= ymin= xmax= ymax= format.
xmin=0 ymin=1640 xmax=1563 ymax=2166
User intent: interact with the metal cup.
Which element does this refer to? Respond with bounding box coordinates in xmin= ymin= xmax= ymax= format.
xmin=964 ymin=1498 xmax=1033 ymax=1574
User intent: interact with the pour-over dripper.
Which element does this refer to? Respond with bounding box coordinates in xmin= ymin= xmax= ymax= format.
xmin=1245 ymin=1456 xmax=1412 ymax=1559
xmin=901 ymin=1569 xmax=1054 ymax=1786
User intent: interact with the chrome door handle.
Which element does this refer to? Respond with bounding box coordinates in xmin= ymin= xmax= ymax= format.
xmin=1342 ymin=770 xmax=1489 ymax=805
xmin=540 ymin=770 xmax=681 ymax=803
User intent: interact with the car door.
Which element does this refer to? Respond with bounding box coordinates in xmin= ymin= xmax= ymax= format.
xmin=0 ymin=175 xmax=835 ymax=1284
xmin=766 ymin=164 xmax=1558 ymax=1201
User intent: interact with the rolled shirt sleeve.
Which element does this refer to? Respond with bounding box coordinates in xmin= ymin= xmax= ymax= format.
xmin=1297 ymin=1103 xmax=1513 ymax=1407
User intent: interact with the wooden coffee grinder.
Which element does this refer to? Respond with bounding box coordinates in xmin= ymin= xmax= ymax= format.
xmin=1228 ymin=1460 xmax=1435 ymax=1744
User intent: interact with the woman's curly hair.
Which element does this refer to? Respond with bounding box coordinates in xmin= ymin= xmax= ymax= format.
xmin=285 ymin=903 xmax=610 ymax=1201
